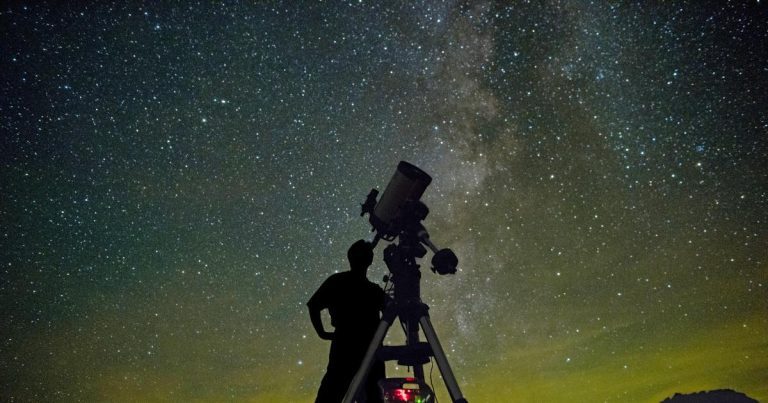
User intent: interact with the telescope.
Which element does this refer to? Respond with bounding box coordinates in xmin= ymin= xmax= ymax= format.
xmin=347 ymin=161 xmax=468 ymax=403
xmin=360 ymin=161 xmax=458 ymax=275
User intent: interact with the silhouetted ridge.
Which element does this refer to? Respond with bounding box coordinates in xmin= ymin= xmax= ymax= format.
xmin=662 ymin=389 xmax=758 ymax=403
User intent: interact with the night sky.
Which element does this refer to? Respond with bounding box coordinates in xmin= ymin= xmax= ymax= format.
xmin=2 ymin=1 xmax=767 ymax=402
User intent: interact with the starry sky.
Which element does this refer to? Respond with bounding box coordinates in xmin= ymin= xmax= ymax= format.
xmin=2 ymin=1 xmax=767 ymax=402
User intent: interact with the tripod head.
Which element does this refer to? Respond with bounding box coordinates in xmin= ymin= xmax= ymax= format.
xmin=360 ymin=161 xmax=458 ymax=276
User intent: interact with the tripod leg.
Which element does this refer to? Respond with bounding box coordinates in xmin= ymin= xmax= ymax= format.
xmin=342 ymin=307 xmax=396 ymax=403
xmin=419 ymin=316 xmax=468 ymax=403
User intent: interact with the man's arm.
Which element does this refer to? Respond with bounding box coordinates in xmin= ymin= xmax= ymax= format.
xmin=308 ymin=305 xmax=334 ymax=340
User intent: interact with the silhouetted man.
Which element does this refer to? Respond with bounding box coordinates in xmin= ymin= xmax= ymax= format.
xmin=308 ymin=239 xmax=386 ymax=403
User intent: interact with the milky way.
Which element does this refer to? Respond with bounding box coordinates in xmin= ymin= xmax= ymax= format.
xmin=2 ymin=2 xmax=766 ymax=401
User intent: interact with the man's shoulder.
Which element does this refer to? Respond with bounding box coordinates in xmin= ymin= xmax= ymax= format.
xmin=326 ymin=271 xmax=347 ymax=280
xmin=365 ymin=278 xmax=384 ymax=293
xmin=325 ymin=271 xmax=383 ymax=290
xmin=319 ymin=271 xmax=345 ymax=288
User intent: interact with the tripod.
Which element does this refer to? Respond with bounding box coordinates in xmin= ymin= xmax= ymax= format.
xmin=342 ymin=226 xmax=469 ymax=403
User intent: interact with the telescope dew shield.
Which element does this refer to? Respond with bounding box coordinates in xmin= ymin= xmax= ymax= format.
xmin=373 ymin=161 xmax=432 ymax=236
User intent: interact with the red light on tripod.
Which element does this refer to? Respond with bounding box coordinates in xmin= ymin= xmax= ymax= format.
xmin=379 ymin=377 xmax=430 ymax=403
xmin=394 ymin=388 xmax=412 ymax=401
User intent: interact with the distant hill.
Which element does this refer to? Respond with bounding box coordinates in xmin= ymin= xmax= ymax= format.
xmin=662 ymin=389 xmax=758 ymax=403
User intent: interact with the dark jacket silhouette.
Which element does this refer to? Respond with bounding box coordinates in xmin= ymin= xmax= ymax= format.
xmin=308 ymin=240 xmax=386 ymax=403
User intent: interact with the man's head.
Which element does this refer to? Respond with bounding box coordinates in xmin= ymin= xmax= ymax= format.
xmin=348 ymin=239 xmax=374 ymax=273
